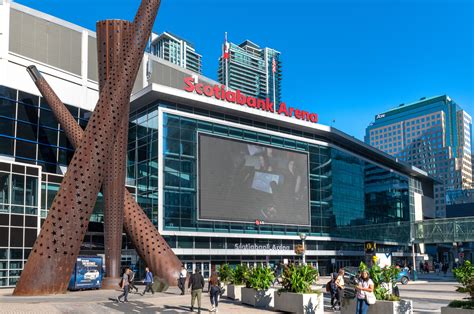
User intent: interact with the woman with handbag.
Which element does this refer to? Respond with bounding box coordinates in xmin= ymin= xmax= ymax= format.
xmin=208 ymin=272 xmax=220 ymax=312
xmin=355 ymin=270 xmax=375 ymax=314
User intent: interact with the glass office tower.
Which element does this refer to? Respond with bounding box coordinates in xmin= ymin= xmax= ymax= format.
xmin=365 ymin=96 xmax=473 ymax=218
xmin=150 ymin=32 xmax=202 ymax=74
xmin=217 ymin=39 xmax=282 ymax=109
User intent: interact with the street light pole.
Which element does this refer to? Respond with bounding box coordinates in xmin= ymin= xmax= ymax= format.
xmin=411 ymin=240 xmax=417 ymax=281
xmin=299 ymin=233 xmax=307 ymax=265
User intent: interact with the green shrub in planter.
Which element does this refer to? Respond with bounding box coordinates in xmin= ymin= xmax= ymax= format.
xmin=231 ymin=264 xmax=250 ymax=285
xmin=280 ymin=264 xmax=318 ymax=294
xmin=244 ymin=266 xmax=275 ymax=290
xmin=218 ymin=263 xmax=232 ymax=284
xmin=448 ymin=300 xmax=474 ymax=310
xmin=453 ymin=260 xmax=474 ymax=299
xmin=450 ymin=260 xmax=474 ymax=309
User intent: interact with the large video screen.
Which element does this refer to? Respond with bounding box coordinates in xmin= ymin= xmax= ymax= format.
xmin=198 ymin=133 xmax=310 ymax=226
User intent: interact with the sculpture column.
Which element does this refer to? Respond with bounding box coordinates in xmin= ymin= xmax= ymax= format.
xmin=13 ymin=0 xmax=162 ymax=296
xmin=25 ymin=65 xmax=182 ymax=289
xmin=96 ymin=20 xmax=131 ymax=289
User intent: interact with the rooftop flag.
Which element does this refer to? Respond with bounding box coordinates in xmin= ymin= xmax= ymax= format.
xmin=223 ymin=32 xmax=230 ymax=60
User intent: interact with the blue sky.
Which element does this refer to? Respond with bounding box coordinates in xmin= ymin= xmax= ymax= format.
xmin=16 ymin=0 xmax=473 ymax=140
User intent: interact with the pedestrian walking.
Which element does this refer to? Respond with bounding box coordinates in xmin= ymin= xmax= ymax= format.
xmin=117 ymin=268 xmax=131 ymax=303
xmin=424 ymin=261 xmax=429 ymax=273
xmin=128 ymin=269 xmax=139 ymax=293
xmin=335 ymin=268 xmax=345 ymax=310
xmin=419 ymin=261 xmax=424 ymax=274
xmin=188 ymin=268 xmax=205 ymax=313
xmin=141 ymin=267 xmax=154 ymax=296
xmin=208 ymin=272 xmax=220 ymax=312
xmin=442 ymin=263 xmax=448 ymax=276
xmin=178 ymin=265 xmax=187 ymax=295
xmin=435 ymin=262 xmax=440 ymax=275
xmin=329 ymin=272 xmax=339 ymax=310
xmin=355 ymin=270 xmax=374 ymax=314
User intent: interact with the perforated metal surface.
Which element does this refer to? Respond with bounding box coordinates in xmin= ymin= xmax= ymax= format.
xmin=97 ymin=20 xmax=130 ymax=284
xmin=13 ymin=0 xmax=168 ymax=296
xmin=23 ymin=68 xmax=181 ymax=289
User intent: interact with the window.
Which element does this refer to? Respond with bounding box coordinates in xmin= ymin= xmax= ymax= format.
xmin=15 ymin=140 xmax=36 ymax=160
xmin=16 ymin=122 xmax=37 ymax=142
xmin=17 ymin=104 xmax=38 ymax=124
xmin=0 ymin=117 xmax=15 ymax=137
xmin=0 ymin=99 xmax=16 ymax=119
xmin=11 ymin=174 xmax=24 ymax=205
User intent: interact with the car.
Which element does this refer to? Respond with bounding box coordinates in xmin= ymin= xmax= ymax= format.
xmin=84 ymin=270 xmax=100 ymax=281
xmin=397 ymin=268 xmax=410 ymax=285
xmin=344 ymin=266 xmax=410 ymax=285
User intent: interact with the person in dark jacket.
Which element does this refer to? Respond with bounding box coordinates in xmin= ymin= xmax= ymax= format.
xmin=128 ymin=269 xmax=139 ymax=293
xmin=188 ymin=269 xmax=205 ymax=313
xmin=141 ymin=267 xmax=154 ymax=295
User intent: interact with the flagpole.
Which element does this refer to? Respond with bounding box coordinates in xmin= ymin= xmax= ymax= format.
xmin=225 ymin=32 xmax=229 ymax=89
xmin=273 ymin=58 xmax=276 ymax=109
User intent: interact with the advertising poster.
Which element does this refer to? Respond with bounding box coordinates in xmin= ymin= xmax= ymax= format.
xmin=376 ymin=253 xmax=392 ymax=268
xmin=68 ymin=256 xmax=103 ymax=290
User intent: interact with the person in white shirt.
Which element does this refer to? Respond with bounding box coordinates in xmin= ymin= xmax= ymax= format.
xmin=335 ymin=268 xmax=345 ymax=310
xmin=355 ymin=270 xmax=374 ymax=314
xmin=178 ymin=265 xmax=187 ymax=295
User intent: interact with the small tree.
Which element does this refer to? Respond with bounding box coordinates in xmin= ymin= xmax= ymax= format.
xmin=218 ymin=263 xmax=232 ymax=284
xmin=280 ymin=264 xmax=318 ymax=293
xmin=453 ymin=261 xmax=474 ymax=299
xmin=230 ymin=264 xmax=249 ymax=285
xmin=244 ymin=266 xmax=275 ymax=290
xmin=359 ymin=261 xmax=400 ymax=301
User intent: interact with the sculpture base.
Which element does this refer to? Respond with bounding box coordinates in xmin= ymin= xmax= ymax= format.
xmin=152 ymin=277 xmax=170 ymax=292
xmin=101 ymin=277 xmax=121 ymax=290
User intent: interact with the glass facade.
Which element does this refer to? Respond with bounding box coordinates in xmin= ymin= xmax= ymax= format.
xmin=0 ymin=86 xmax=91 ymax=174
xmin=0 ymin=86 xmax=104 ymax=287
xmin=365 ymin=95 xmax=472 ymax=218
xmin=128 ymin=101 xmax=413 ymax=241
xmin=218 ymin=41 xmax=282 ymax=107
xmin=0 ymin=161 xmax=40 ymax=287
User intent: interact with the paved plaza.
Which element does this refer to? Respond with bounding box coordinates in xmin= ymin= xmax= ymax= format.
xmin=0 ymin=274 xmax=469 ymax=314
xmin=0 ymin=286 xmax=276 ymax=314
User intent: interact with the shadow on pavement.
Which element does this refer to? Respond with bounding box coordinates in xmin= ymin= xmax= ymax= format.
xmin=102 ymin=299 xmax=211 ymax=313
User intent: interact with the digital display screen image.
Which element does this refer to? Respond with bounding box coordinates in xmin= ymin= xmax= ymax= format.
xmin=198 ymin=133 xmax=310 ymax=226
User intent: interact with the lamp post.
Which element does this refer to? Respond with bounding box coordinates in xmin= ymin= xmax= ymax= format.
xmin=299 ymin=233 xmax=307 ymax=265
xmin=411 ymin=238 xmax=417 ymax=281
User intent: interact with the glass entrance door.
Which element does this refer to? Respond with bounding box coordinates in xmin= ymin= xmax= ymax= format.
xmin=182 ymin=261 xmax=211 ymax=279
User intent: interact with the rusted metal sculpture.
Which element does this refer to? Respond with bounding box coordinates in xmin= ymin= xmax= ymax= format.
xmin=14 ymin=0 xmax=181 ymax=296
xmin=97 ymin=20 xmax=130 ymax=288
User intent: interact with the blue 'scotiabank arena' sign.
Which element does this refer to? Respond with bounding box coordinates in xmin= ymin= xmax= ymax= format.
xmin=183 ymin=77 xmax=318 ymax=123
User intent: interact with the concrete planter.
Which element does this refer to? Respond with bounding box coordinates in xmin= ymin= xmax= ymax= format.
xmin=241 ymin=287 xmax=276 ymax=308
xmin=274 ymin=291 xmax=324 ymax=314
xmin=342 ymin=297 xmax=413 ymax=314
xmin=227 ymin=284 xmax=244 ymax=300
xmin=441 ymin=307 xmax=474 ymax=314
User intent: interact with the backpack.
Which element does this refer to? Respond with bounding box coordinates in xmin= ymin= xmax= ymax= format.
xmin=326 ymin=281 xmax=331 ymax=292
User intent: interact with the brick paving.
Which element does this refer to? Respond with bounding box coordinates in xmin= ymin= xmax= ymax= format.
xmin=0 ymin=286 xmax=281 ymax=313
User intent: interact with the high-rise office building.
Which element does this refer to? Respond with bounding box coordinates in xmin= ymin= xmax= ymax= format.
xmin=150 ymin=32 xmax=202 ymax=74
xmin=218 ymin=38 xmax=282 ymax=109
xmin=365 ymin=95 xmax=473 ymax=218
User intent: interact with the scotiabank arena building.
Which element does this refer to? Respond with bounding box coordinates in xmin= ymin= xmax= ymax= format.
xmin=0 ymin=1 xmax=435 ymax=286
